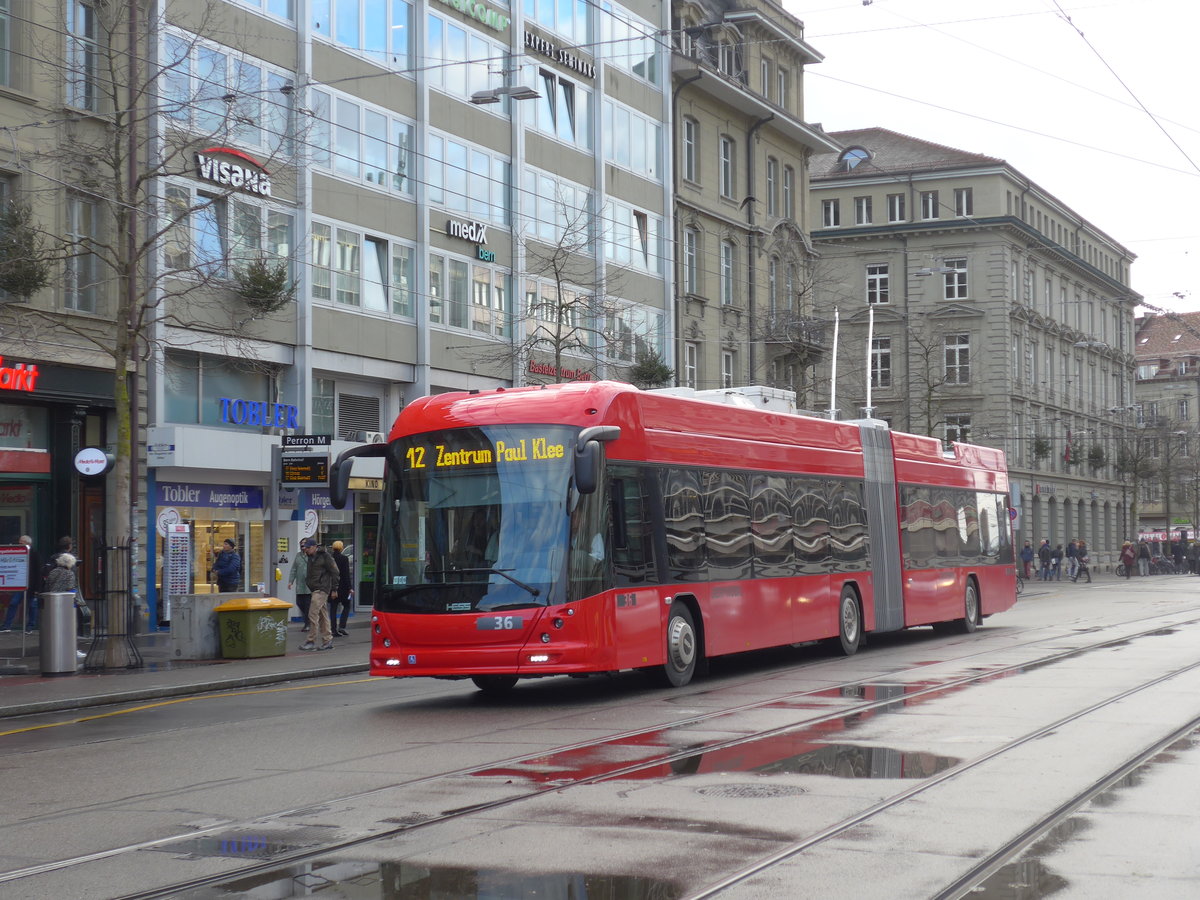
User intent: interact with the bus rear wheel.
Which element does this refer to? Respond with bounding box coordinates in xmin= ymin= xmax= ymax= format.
xmin=835 ymin=587 xmax=862 ymax=656
xmin=956 ymin=580 xmax=980 ymax=634
xmin=662 ymin=603 xmax=699 ymax=687
xmin=471 ymin=675 xmax=518 ymax=695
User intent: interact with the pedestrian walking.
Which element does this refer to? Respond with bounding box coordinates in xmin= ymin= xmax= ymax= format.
xmin=1137 ymin=539 xmax=1151 ymax=577
xmin=1065 ymin=539 xmax=1078 ymax=580
xmin=1173 ymin=539 xmax=1186 ymax=573
xmin=1120 ymin=541 xmax=1136 ymax=578
xmin=1037 ymin=539 xmax=1052 ymax=580
xmin=287 ymin=544 xmax=311 ymax=631
xmin=1019 ymin=540 xmax=1034 ymax=579
xmin=1050 ymin=544 xmax=1064 ymax=580
xmin=328 ymin=540 xmax=353 ymax=637
xmin=1189 ymin=540 xmax=1200 ymax=575
xmin=300 ymin=538 xmax=337 ymax=651
xmin=211 ymin=539 xmax=243 ymax=592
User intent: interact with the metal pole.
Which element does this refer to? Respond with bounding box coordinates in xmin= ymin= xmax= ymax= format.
xmin=267 ymin=444 xmax=281 ymax=595
xmin=827 ymin=308 xmax=839 ymax=420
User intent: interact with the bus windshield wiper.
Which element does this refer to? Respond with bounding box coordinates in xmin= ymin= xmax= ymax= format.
xmin=454 ymin=567 xmax=541 ymax=597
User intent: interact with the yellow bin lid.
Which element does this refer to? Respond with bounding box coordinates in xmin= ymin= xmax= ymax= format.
xmin=214 ymin=596 xmax=294 ymax=612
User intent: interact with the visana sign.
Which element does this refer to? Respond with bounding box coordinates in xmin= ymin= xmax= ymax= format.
xmin=195 ymin=148 xmax=273 ymax=197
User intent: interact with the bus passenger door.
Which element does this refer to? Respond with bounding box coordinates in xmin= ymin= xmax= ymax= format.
xmin=609 ymin=468 xmax=665 ymax=668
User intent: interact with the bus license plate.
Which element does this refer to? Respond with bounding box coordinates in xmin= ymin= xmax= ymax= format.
xmin=477 ymin=616 xmax=523 ymax=630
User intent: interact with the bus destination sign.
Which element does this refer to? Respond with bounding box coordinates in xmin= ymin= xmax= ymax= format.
xmin=405 ymin=437 xmax=565 ymax=470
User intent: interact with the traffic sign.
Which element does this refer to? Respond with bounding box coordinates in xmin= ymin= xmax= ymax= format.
xmin=283 ymin=434 xmax=332 ymax=448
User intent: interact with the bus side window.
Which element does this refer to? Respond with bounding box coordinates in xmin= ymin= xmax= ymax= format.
xmin=611 ymin=467 xmax=656 ymax=586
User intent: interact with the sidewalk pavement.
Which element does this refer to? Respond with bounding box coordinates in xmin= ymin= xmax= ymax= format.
xmin=0 ymin=616 xmax=371 ymax=719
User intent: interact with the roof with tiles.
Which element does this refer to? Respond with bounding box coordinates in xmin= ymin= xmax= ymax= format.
xmin=1134 ymin=312 xmax=1200 ymax=364
xmin=810 ymin=127 xmax=1006 ymax=179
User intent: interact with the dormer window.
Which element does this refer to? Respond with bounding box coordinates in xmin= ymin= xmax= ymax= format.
xmin=839 ymin=147 xmax=871 ymax=171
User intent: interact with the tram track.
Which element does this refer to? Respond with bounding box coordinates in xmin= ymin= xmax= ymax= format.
xmin=6 ymin=601 xmax=1200 ymax=897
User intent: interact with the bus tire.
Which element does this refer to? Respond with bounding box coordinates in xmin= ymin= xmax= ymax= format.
xmin=835 ymin=586 xmax=862 ymax=656
xmin=471 ymin=675 xmax=518 ymax=695
xmin=662 ymin=603 xmax=699 ymax=687
xmin=956 ymin=580 xmax=980 ymax=634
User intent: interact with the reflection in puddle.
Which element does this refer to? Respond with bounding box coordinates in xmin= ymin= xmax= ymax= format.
xmin=181 ymin=859 xmax=683 ymax=899
xmin=150 ymin=827 xmax=335 ymax=861
xmin=676 ymin=742 xmax=960 ymax=780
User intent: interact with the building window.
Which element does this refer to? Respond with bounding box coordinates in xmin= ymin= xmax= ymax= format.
xmin=921 ymin=190 xmax=939 ymax=220
xmin=604 ymin=198 xmax=663 ymax=275
xmin=887 ymin=193 xmax=905 ymax=222
xmin=0 ymin=0 xmax=9 ymax=86
xmin=165 ymin=351 xmax=272 ymax=427
xmin=65 ymin=195 xmax=99 ymax=312
xmin=66 ymin=0 xmax=99 ymax=111
xmin=522 ymin=168 xmax=590 ymax=246
xmin=163 ymin=33 xmax=295 ymax=154
xmin=682 ymin=227 xmax=698 ymax=294
xmin=315 ymin=0 xmax=411 ymax=65
xmin=871 ymin=337 xmax=892 ymax=389
xmin=603 ymin=300 xmax=664 ymax=363
xmin=776 ymin=66 xmax=789 ymax=107
xmin=766 ymin=157 xmax=778 ymax=217
xmin=821 ymin=199 xmax=840 ymax=227
xmin=954 ymin=187 xmax=973 ymax=217
xmin=310 ymin=220 xmax=421 ymax=321
xmin=682 ymin=117 xmax=697 ymax=182
xmin=719 ymin=136 xmax=735 ymax=199
xmin=525 ymin=0 xmax=590 ymax=42
xmin=866 ymin=264 xmax=889 ymax=305
xmin=760 ymin=58 xmax=770 ymax=98
xmin=1180 ymin=398 xmax=1190 ymax=421
xmin=767 ymin=257 xmax=778 ymax=312
xmin=782 ymin=166 xmax=794 ymax=219
xmin=944 ymin=333 xmax=970 ymax=384
xmin=719 ymin=240 xmax=735 ymax=306
xmin=311 ymin=89 xmax=415 ymax=195
xmin=717 ymin=40 xmax=735 ymax=76
xmin=944 ymin=414 xmax=971 ymax=444
xmin=854 ymin=196 xmax=872 ymax=225
xmin=684 ymin=342 xmax=698 ymax=388
xmin=943 ymin=257 xmax=968 ymax=300
xmin=602 ymin=99 xmax=658 ymax=179
xmin=721 ymin=350 xmax=734 ymax=388
xmin=426 ymin=13 xmax=509 ymax=101
xmin=598 ymin=1 xmax=659 ymax=85
xmin=540 ymin=71 xmax=594 ymax=151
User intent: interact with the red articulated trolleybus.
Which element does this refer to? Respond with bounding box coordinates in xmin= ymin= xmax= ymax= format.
xmin=330 ymin=381 xmax=1016 ymax=694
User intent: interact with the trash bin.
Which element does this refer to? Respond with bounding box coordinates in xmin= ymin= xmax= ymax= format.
xmin=214 ymin=597 xmax=292 ymax=658
xmin=39 ymin=592 xmax=78 ymax=676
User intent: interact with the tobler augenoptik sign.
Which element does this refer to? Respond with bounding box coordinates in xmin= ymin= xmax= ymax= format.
xmin=194 ymin=147 xmax=272 ymax=197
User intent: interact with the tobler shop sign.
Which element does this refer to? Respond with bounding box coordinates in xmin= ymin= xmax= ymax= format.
xmin=194 ymin=147 xmax=273 ymax=197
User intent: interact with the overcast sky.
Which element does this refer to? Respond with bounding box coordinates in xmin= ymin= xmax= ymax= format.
xmin=783 ymin=0 xmax=1200 ymax=315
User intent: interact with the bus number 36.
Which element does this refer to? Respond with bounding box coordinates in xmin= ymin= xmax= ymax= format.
xmin=477 ymin=616 xmax=523 ymax=630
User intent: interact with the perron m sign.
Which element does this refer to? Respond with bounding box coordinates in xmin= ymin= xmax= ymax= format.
xmin=195 ymin=147 xmax=273 ymax=197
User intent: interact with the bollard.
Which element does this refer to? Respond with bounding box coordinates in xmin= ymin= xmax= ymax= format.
xmin=39 ymin=592 xmax=78 ymax=676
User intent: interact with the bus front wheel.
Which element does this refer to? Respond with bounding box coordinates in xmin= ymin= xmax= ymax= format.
xmin=662 ymin=603 xmax=699 ymax=687
xmin=836 ymin=587 xmax=862 ymax=656
xmin=472 ymin=675 xmax=518 ymax=695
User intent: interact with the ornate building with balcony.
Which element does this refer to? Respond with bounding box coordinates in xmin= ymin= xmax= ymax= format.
xmin=1131 ymin=311 xmax=1200 ymax=539
xmin=809 ymin=127 xmax=1140 ymax=560
xmin=670 ymin=0 xmax=837 ymax=401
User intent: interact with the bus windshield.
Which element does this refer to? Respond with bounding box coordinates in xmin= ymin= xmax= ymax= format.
xmin=375 ymin=424 xmax=580 ymax=614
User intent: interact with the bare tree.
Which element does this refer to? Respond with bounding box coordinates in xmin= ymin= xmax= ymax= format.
xmin=1 ymin=0 xmax=298 ymax=550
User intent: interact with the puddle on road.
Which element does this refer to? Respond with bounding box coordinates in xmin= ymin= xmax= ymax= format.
xmin=148 ymin=827 xmax=337 ymax=861
xmin=179 ymin=859 xmax=683 ymax=899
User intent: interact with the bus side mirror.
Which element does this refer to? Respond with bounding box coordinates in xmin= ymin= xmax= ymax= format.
xmin=574 ymin=426 xmax=620 ymax=495
xmin=330 ymin=443 xmax=388 ymax=509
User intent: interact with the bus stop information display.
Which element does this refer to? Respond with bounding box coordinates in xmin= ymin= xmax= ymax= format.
xmin=0 ymin=545 xmax=29 ymax=590
xmin=281 ymin=454 xmax=329 ymax=485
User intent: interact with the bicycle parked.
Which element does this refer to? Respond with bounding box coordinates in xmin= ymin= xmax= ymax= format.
xmin=1015 ymin=572 xmax=1025 ymax=594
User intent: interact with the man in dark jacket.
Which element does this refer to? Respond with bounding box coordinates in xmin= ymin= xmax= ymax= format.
xmin=301 ymin=538 xmax=338 ymax=650
xmin=1037 ymin=539 xmax=1052 ymax=580
xmin=328 ymin=540 xmax=353 ymax=637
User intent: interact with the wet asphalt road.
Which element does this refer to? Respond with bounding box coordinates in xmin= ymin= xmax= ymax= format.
xmin=3 ymin=575 xmax=1200 ymax=898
